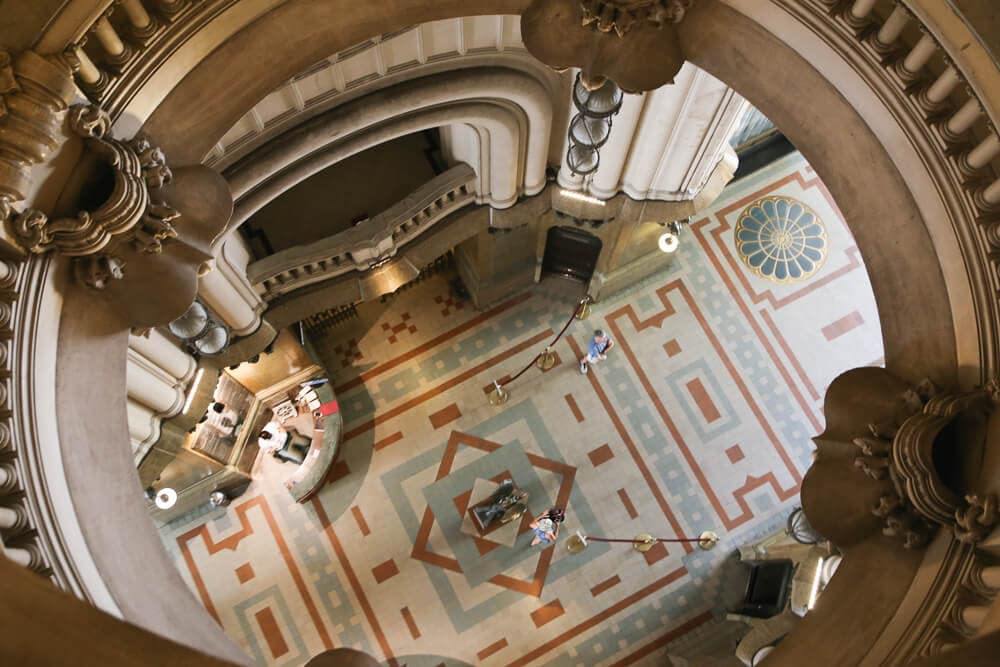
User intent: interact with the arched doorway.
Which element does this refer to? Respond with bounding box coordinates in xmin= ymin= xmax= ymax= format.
xmin=541 ymin=226 xmax=602 ymax=282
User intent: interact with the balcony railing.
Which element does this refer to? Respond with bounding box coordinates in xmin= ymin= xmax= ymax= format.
xmin=248 ymin=164 xmax=477 ymax=301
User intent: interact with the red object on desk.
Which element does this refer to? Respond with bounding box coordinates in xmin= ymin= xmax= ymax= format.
xmin=317 ymin=400 xmax=340 ymax=416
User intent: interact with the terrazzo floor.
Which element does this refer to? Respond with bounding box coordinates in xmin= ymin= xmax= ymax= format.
xmin=159 ymin=151 xmax=884 ymax=666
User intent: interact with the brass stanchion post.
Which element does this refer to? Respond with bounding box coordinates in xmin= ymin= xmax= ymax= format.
xmin=536 ymin=346 xmax=557 ymax=371
xmin=576 ymin=295 xmax=592 ymax=320
xmin=488 ymin=380 xmax=509 ymax=406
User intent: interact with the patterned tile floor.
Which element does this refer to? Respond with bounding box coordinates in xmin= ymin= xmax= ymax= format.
xmin=160 ymin=152 xmax=884 ymax=666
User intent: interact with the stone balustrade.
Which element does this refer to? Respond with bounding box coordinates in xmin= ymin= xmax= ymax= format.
xmin=807 ymin=0 xmax=1000 ymax=378
xmin=750 ymin=1 xmax=1000 ymax=663
xmin=0 ymin=256 xmax=51 ymax=582
xmin=248 ymin=163 xmax=477 ymax=301
xmin=68 ymin=0 xmax=218 ymax=118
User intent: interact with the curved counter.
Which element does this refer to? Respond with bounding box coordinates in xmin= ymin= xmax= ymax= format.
xmin=283 ymin=382 xmax=342 ymax=503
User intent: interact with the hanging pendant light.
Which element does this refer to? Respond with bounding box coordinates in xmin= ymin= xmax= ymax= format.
xmin=566 ymin=72 xmax=623 ymax=176
xmin=167 ymin=299 xmax=232 ymax=356
xmin=569 ymin=114 xmax=613 ymax=148
xmin=572 ymin=74 xmax=624 ymax=117
xmin=566 ymin=143 xmax=601 ymax=175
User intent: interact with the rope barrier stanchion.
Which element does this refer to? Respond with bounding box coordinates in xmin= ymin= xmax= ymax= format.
xmin=488 ymin=380 xmax=509 ymax=406
xmin=487 ymin=294 xmax=594 ymax=407
xmin=566 ymin=530 xmax=720 ymax=553
xmin=536 ymin=346 xmax=557 ymax=371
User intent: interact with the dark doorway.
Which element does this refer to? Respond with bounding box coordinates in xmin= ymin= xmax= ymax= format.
xmin=542 ymin=226 xmax=602 ymax=283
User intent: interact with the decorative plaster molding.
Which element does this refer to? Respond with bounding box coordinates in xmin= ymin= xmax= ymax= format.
xmin=580 ymin=0 xmax=693 ymax=36
xmin=206 ymin=29 xmax=561 ymax=172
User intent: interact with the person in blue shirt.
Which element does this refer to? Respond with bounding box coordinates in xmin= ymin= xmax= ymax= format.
xmin=580 ymin=329 xmax=614 ymax=374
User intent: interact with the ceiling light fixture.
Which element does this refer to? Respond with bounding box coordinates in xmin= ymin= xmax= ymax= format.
xmin=169 ymin=299 xmax=231 ymax=357
xmin=154 ymin=487 xmax=178 ymax=510
xmin=658 ymin=232 xmax=679 ymax=253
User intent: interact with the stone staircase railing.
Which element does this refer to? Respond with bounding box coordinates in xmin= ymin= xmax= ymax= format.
xmin=248 ymin=163 xmax=477 ymax=301
xmin=870 ymin=528 xmax=1000 ymax=663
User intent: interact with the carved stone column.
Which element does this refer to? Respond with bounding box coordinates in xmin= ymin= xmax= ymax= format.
xmin=0 ymin=50 xmax=78 ymax=226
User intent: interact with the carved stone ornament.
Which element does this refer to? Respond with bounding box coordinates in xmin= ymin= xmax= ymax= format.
xmin=580 ymin=0 xmax=693 ymax=37
xmin=521 ymin=0 xmax=693 ymax=92
xmin=8 ymin=104 xmax=179 ymax=289
xmin=850 ymin=379 xmax=1000 ymax=548
xmin=0 ymin=49 xmax=78 ymax=219
xmin=955 ymin=494 xmax=999 ymax=544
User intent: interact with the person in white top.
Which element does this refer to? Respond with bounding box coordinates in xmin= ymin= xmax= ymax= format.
xmin=204 ymin=402 xmax=238 ymax=437
xmin=529 ymin=507 xmax=565 ymax=546
xmin=257 ymin=421 xmax=288 ymax=453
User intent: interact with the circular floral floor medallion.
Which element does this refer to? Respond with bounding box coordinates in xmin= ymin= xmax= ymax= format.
xmin=735 ymin=196 xmax=828 ymax=284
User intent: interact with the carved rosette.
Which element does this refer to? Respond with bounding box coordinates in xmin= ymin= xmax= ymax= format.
xmin=7 ymin=104 xmax=179 ymax=289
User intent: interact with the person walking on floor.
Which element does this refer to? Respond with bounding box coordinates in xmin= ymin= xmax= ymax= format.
xmin=530 ymin=507 xmax=566 ymax=546
xmin=580 ymin=329 xmax=614 ymax=374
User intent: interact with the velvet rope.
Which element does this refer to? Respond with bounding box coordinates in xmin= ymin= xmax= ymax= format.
xmin=584 ymin=536 xmax=708 ymax=544
xmin=496 ymin=296 xmax=590 ymax=388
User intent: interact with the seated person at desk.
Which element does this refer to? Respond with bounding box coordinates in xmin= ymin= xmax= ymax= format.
xmin=258 ymin=420 xmax=309 ymax=465
xmin=204 ymin=401 xmax=238 ymax=437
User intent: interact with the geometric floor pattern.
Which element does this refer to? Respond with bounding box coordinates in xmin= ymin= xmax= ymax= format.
xmin=158 ymin=152 xmax=883 ymax=666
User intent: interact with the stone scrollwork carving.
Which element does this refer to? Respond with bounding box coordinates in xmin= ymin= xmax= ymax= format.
xmin=73 ymin=254 xmax=126 ymax=290
xmin=133 ymin=202 xmax=179 ymax=254
xmin=580 ymin=0 xmax=693 ymax=36
xmin=0 ymin=49 xmax=78 ymax=221
xmin=7 ymin=103 xmax=180 ymax=288
xmin=521 ymin=0 xmax=693 ymax=92
xmin=128 ymin=134 xmax=172 ymax=189
xmin=954 ymin=494 xmax=999 ymax=545
xmin=842 ymin=374 xmax=1000 ymax=548
xmin=68 ymin=103 xmax=112 ymax=139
